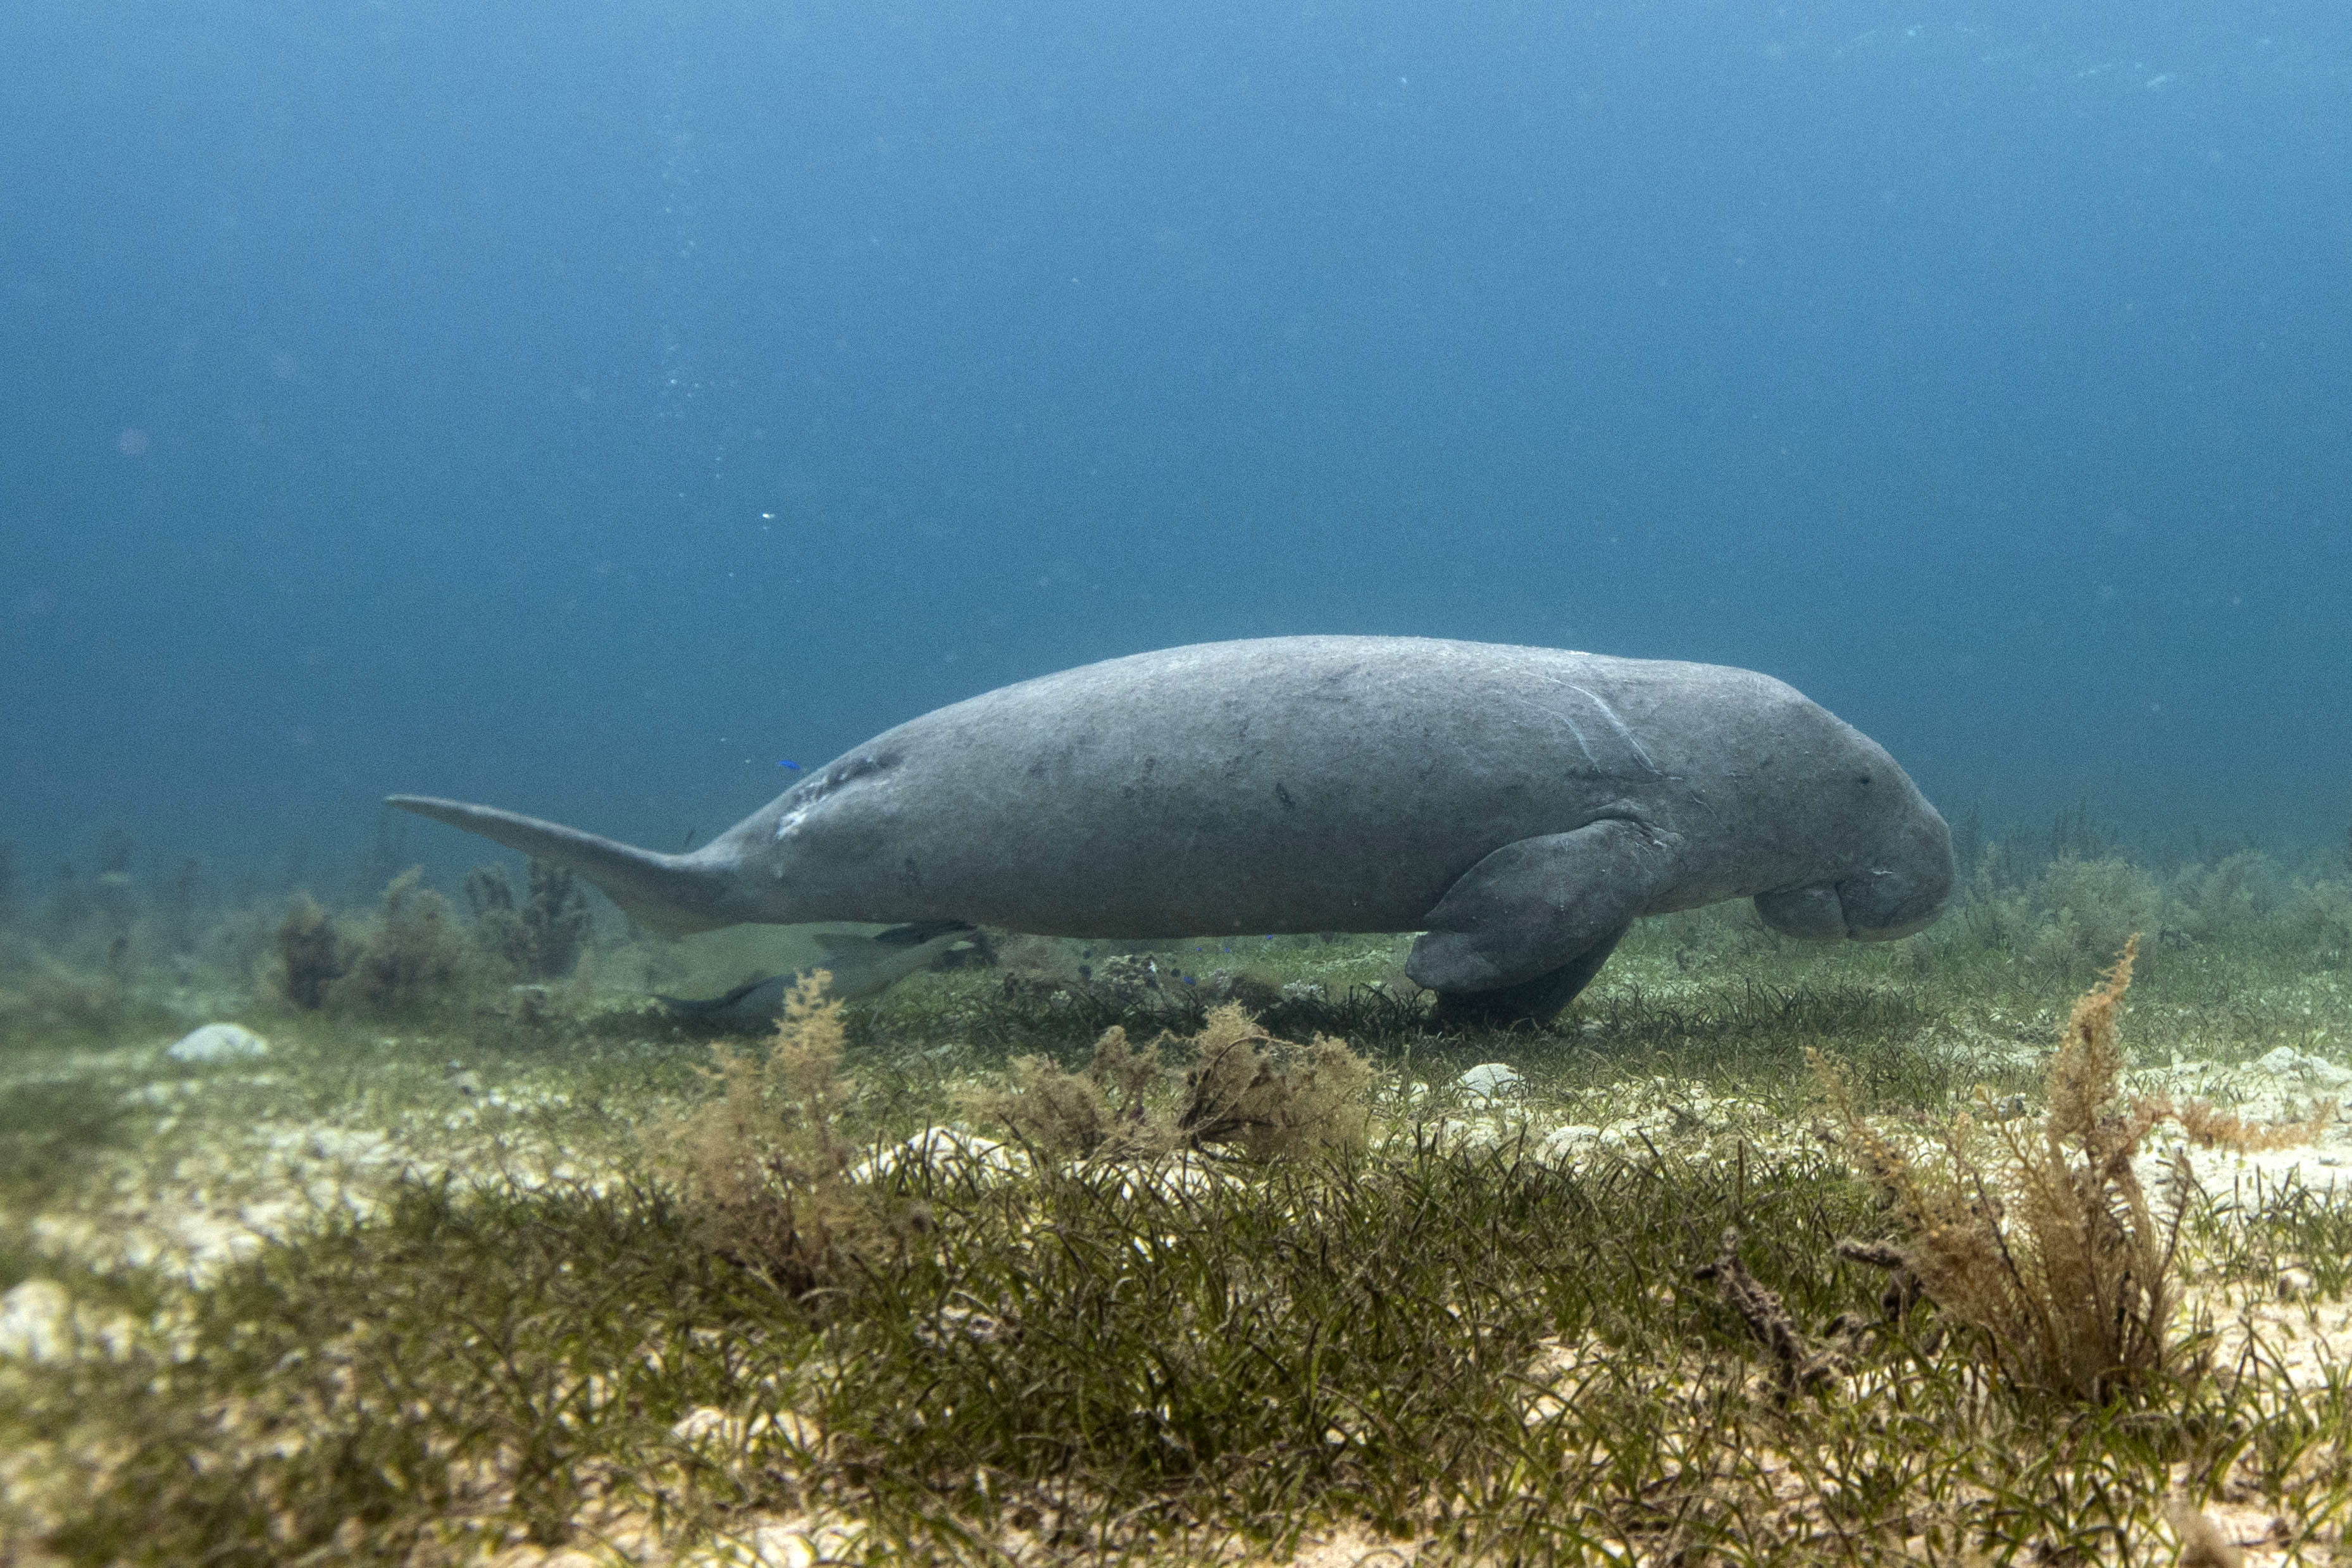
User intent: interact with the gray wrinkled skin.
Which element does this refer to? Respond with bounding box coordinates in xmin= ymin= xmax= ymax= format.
xmin=391 ymin=636 xmax=1953 ymax=1019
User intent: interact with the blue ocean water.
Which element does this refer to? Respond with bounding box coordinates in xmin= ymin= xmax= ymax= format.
xmin=4 ymin=1 xmax=2349 ymax=893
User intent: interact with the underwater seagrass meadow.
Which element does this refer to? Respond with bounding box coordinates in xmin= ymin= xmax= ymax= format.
xmin=15 ymin=1 xmax=2352 ymax=1563
xmin=6 ymin=812 xmax=2352 ymax=1565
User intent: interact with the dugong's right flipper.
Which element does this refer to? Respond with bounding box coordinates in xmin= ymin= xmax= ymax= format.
xmin=1405 ymin=818 xmax=1678 ymax=1023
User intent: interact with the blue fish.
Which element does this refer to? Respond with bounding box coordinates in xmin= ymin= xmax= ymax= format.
xmin=778 ymin=759 xmax=801 ymax=770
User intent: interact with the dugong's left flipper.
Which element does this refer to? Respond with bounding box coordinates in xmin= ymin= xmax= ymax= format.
xmin=1406 ymin=818 xmax=1678 ymax=1023
xmin=1426 ymin=927 xmax=1630 ymax=1029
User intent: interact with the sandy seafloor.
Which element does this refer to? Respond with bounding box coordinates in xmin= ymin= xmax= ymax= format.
xmin=4 ymin=930 xmax=2350 ymax=1565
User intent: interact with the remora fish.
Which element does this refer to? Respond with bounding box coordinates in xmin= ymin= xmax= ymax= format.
xmin=656 ymin=921 xmax=972 ymax=1020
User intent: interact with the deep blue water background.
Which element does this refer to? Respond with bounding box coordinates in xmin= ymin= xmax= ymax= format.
xmin=6 ymin=0 xmax=2350 ymax=897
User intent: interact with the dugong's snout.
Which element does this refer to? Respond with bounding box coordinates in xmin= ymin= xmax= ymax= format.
xmin=1837 ymin=869 xmax=1947 ymax=941
xmin=1838 ymin=805 xmax=1956 ymax=941
xmin=1753 ymin=801 xmax=1955 ymax=942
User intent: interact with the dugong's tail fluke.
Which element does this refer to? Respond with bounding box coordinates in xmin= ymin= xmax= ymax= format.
xmin=384 ymin=795 xmax=740 ymax=935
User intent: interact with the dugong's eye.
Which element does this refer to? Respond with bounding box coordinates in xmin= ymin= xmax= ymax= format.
xmin=1856 ymin=773 xmax=1872 ymax=786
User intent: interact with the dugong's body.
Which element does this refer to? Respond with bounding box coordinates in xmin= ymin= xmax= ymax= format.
xmin=392 ymin=637 xmax=1953 ymax=1021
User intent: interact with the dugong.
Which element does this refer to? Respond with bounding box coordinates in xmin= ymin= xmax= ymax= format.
xmin=390 ymin=636 xmax=1953 ymax=1023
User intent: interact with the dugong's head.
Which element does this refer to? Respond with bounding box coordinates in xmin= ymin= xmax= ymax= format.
xmin=1752 ymin=754 xmax=1957 ymax=943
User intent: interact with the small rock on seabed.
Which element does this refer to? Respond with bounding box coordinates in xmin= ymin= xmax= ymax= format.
xmin=1454 ymin=1062 xmax=1526 ymax=1103
xmin=165 ymin=1023 xmax=269 ymax=1064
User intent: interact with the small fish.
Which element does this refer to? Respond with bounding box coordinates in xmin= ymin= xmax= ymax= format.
xmin=778 ymin=759 xmax=802 ymax=770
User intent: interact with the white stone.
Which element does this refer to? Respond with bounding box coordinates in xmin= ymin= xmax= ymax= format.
xmin=1455 ymin=1062 xmax=1526 ymax=1102
xmin=671 ymin=1515 xmax=859 ymax=1568
xmin=165 ymin=1023 xmax=269 ymax=1063
xmin=1537 ymin=1124 xmax=1604 ymax=1165
xmin=1081 ymin=1150 xmax=1238 ymax=1199
xmin=670 ymin=1404 xmax=819 ymax=1452
xmin=672 ymin=1405 xmax=742 ymax=1445
xmin=1421 ymin=1114 xmax=1507 ymax=1152
xmin=0 ymin=1279 xmax=72 ymax=1360
xmin=2252 ymin=1046 xmax=2352 ymax=1090
xmin=852 ymin=1127 xmax=1027 ymax=1183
